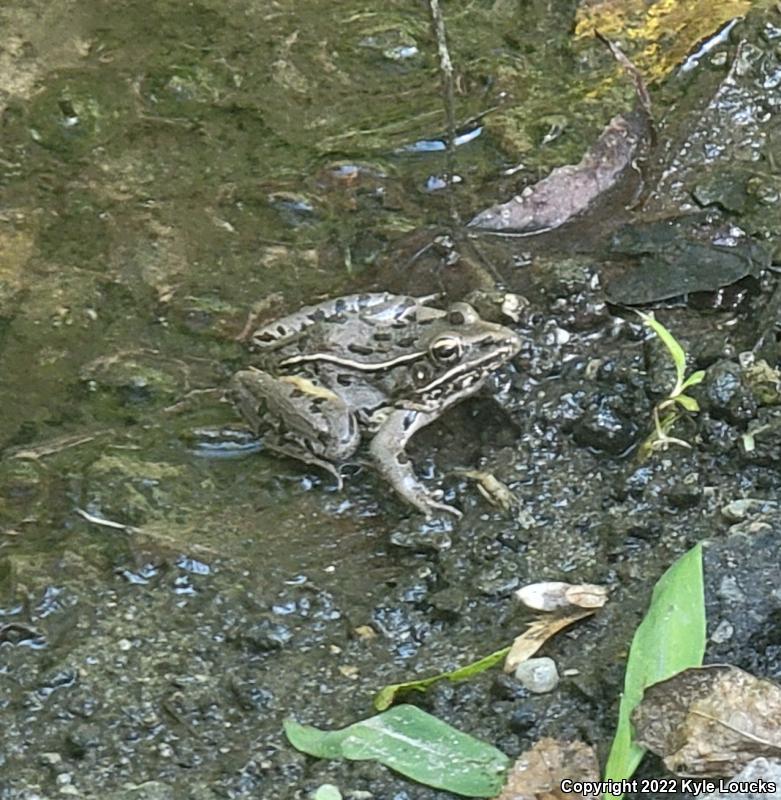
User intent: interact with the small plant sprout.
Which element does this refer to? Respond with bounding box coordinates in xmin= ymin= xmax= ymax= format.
xmin=638 ymin=311 xmax=705 ymax=454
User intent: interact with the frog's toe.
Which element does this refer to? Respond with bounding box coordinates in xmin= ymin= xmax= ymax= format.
xmin=431 ymin=501 xmax=463 ymax=519
xmin=421 ymin=492 xmax=462 ymax=519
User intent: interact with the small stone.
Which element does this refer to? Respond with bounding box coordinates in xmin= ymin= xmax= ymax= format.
xmin=721 ymin=498 xmax=777 ymax=522
xmin=513 ymin=656 xmax=560 ymax=693
xmin=239 ymin=617 xmax=293 ymax=651
xmin=40 ymin=752 xmax=63 ymax=767
xmin=429 ymin=587 xmax=465 ymax=619
xmin=508 ymin=704 xmax=536 ymax=733
xmin=711 ymin=620 xmax=734 ymax=644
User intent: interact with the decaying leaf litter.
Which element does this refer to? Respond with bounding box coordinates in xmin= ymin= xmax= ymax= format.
xmin=2 ymin=1 xmax=781 ymax=799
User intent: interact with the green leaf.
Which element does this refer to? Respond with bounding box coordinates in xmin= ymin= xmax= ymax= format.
xmin=604 ymin=543 xmax=706 ymax=799
xmin=673 ymin=394 xmax=700 ymax=412
xmin=285 ymin=705 xmax=509 ymax=798
xmin=374 ymin=646 xmax=510 ymax=711
xmin=637 ymin=311 xmax=687 ymax=390
xmin=680 ymin=369 xmax=705 ymax=392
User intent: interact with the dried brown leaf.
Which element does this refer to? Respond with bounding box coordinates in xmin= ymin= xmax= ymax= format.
xmin=633 ymin=665 xmax=781 ymax=777
xmin=504 ymin=609 xmax=595 ymax=673
xmin=494 ymin=738 xmax=599 ymax=800
xmin=468 ymin=114 xmax=647 ymax=233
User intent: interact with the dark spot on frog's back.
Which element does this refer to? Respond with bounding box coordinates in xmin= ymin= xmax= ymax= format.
xmin=348 ymin=343 xmax=375 ymax=356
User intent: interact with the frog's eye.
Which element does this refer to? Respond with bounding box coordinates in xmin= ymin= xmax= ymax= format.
xmin=430 ymin=336 xmax=463 ymax=363
xmin=448 ymin=310 xmax=466 ymax=325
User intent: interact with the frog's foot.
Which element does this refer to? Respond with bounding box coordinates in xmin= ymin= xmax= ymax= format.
xmin=388 ymin=481 xmax=462 ymax=519
xmin=265 ymin=439 xmax=344 ymax=489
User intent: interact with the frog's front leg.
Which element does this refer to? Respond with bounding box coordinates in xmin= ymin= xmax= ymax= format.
xmin=231 ymin=369 xmax=360 ymax=488
xmin=368 ymin=408 xmax=462 ymax=518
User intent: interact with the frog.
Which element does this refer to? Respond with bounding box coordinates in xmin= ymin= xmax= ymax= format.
xmin=230 ymin=292 xmax=521 ymax=517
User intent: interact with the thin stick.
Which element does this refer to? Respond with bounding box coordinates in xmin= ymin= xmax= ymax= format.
xmin=428 ymin=0 xmax=460 ymax=226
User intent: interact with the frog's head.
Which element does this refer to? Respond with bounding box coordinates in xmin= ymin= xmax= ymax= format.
xmin=413 ymin=302 xmax=521 ymax=408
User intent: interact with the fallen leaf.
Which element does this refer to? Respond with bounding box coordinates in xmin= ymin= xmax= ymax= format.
xmin=285 ymin=705 xmax=509 ymax=797
xmin=633 ymin=665 xmax=781 ymax=777
xmin=504 ymin=609 xmax=595 ymax=674
xmin=375 ymin=646 xmax=509 ymax=711
xmin=494 ymin=738 xmax=599 ymax=800
xmin=468 ymin=113 xmax=646 ymax=234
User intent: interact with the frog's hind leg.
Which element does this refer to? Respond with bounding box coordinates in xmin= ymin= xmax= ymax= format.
xmin=230 ymin=369 xmax=360 ymax=489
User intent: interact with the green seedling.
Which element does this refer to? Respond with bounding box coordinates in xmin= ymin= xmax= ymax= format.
xmin=637 ymin=311 xmax=705 ymax=456
xmin=603 ymin=543 xmax=705 ymax=799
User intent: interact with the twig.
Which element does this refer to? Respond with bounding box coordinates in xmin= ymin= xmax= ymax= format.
xmin=428 ymin=0 xmax=460 ymax=226
xmin=9 ymin=431 xmax=109 ymax=461
xmin=75 ymin=507 xmax=135 ymax=532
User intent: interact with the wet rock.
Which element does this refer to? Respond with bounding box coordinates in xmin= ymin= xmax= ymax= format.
xmin=389 ymin=526 xmax=451 ymax=553
xmin=700 ymin=416 xmax=740 ymax=454
xmin=508 ymin=703 xmax=537 ymax=734
xmin=80 ymin=352 xmax=180 ymax=405
xmin=721 ymin=497 xmax=779 ymax=523
xmin=711 ymin=620 xmax=735 ymax=645
xmin=569 ymin=393 xmax=641 ymax=454
xmin=692 ymin=165 xmax=756 ymax=213
xmin=235 ymin=616 xmax=294 ymax=652
xmin=638 ymin=460 xmax=703 ymax=510
xmin=604 ymin=217 xmax=770 ymax=305
xmin=701 ymin=758 xmax=781 ymax=800
xmin=513 ymin=657 xmax=560 ymax=693
xmin=65 ymin=722 xmax=102 ymax=759
xmin=491 ymin=673 xmax=527 ymax=701
xmin=474 ymin=566 xmax=520 ymax=597
xmin=705 ymin=517 xmax=781 ymax=675
xmin=227 ymin=670 xmax=275 ymax=711
xmin=727 ymin=518 xmax=775 ymax=538
xmin=703 ymin=360 xmax=757 ymax=423
xmin=428 ymin=586 xmax=466 ymax=620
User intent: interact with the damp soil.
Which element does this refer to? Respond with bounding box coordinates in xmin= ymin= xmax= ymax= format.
xmin=2 ymin=2 xmax=781 ymax=799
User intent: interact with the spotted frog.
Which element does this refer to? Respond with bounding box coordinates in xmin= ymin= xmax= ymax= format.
xmin=231 ymin=293 xmax=521 ymax=517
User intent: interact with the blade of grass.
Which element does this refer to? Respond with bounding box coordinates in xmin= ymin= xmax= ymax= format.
xmin=374 ymin=646 xmax=510 ymax=711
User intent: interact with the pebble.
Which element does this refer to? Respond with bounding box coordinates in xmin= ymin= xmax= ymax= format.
xmin=513 ymin=657 xmax=560 ymax=693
